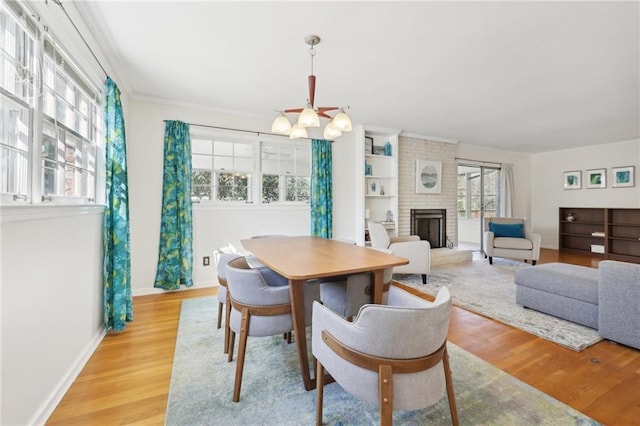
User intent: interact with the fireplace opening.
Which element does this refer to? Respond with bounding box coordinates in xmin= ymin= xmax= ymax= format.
xmin=410 ymin=209 xmax=446 ymax=249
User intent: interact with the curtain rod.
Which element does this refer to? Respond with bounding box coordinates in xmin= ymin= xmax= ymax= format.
xmin=165 ymin=121 xmax=322 ymax=141
xmin=455 ymin=157 xmax=502 ymax=167
xmin=52 ymin=0 xmax=108 ymax=77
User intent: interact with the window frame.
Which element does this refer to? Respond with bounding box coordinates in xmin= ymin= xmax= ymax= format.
xmin=0 ymin=1 xmax=103 ymax=207
xmin=190 ymin=129 xmax=311 ymax=207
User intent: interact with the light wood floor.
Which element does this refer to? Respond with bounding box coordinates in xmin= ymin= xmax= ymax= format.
xmin=46 ymin=249 xmax=640 ymax=425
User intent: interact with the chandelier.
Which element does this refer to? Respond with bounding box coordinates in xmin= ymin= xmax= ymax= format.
xmin=271 ymin=34 xmax=352 ymax=140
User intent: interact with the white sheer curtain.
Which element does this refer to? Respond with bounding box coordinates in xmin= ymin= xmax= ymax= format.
xmin=500 ymin=163 xmax=514 ymax=217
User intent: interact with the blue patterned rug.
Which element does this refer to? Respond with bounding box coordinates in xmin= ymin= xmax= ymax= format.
xmin=165 ymin=296 xmax=599 ymax=425
xmin=394 ymin=258 xmax=603 ymax=351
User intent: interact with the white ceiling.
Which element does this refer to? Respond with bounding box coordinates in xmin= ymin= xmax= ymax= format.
xmin=76 ymin=1 xmax=639 ymax=153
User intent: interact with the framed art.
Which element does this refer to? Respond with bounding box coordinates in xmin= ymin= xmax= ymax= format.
xmin=416 ymin=160 xmax=442 ymax=193
xmin=563 ymin=170 xmax=581 ymax=190
xmin=373 ymin=145 xmax=384 ymax=155
xmin=365 ymin=136 xmax=374 ymax=155
xmin=612 ymin=166 xmax=635 ymax=188
xmin=586 ymin=168 xmax=606 ymax=189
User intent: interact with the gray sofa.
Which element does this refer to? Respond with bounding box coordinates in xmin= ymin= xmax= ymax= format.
xmin=514 ymin=260 xmax=640 ymax=350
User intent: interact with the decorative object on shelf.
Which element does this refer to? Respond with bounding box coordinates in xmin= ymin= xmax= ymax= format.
xmin=386 ymin=210 xmax=394 ymax=222
xmin=586 ymin=168 xmax=606 ymax=189
xmin=566 ymin=212 xmax=576 ymax=222
xmin=380 ymin=185 xmax=385 ymax=195
xmin=365 ymin=162 xmax=372 ymax=176
xmin=416 ymin=159 xmax=442 ymax=193
xmin=365 ymin=136 xmax=374 ymax=154
xmin=384 ymin=141 xmax=392 ymax=156
xmin=370 ymin=181 xmax=377 ymax=194
xmin=365 ymin=209 xmax=370 ymax=219
xmin=271 ymin=34 xmax=352 ymax=140
xmin=373 ymin=145 xmax=384 ymax=155
xmin=563 ymin=170 xmax=581 ymax=190
xmin=612 ymin=166 xmax=635 ymax=188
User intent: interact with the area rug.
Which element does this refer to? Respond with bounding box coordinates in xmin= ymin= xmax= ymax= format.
xmin=393 ymin=258 xmax=603 ymax=351
xmin=165 ymin=297 xmax=599 ymax=426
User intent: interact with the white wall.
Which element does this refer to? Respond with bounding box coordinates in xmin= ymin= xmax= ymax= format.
xmin=1 ymin=208 xmax=105 ymax=426
xmin=531 ymin=139 xmax=640 ymax=249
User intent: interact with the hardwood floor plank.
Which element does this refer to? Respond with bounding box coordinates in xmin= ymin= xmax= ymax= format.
xmin=45 ymin=250 xmax=640 ymax=425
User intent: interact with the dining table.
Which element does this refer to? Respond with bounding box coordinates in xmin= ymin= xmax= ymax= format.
xmin=240 ymin=235 xmax=409 ymax=391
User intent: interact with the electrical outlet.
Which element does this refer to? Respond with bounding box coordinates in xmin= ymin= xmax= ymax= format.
xmin=203 ymin=256 xmax=210 ymax=266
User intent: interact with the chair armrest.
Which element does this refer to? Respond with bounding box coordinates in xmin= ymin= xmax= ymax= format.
xmin=483 ymin=231 xmax=495 ymax=256
xmin=525 ymin=232 xmax=542 ymax=260
xmin=390 ymin=235 xmax=420 ymax=243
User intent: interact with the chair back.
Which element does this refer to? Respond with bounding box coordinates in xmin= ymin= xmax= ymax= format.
xmin=313 ymin=285 xmax=452 ymax=411
xmin=368 ymin=222 xmax=390 ymax=249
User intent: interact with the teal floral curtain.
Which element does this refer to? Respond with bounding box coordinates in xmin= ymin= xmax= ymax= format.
xmin=310 ymin=139 xmax=333 ymax=238
xmin=103 ymin=77 xmax=132 ymax=331
xmin=154 ymin=120 xmax=194 ymax=290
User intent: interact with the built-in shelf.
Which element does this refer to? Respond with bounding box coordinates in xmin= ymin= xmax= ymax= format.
xmin=559 ymin=207 xmax=640 ymax=263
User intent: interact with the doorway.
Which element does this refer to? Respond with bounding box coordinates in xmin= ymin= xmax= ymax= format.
xmin=457 ymin=163 xmax=501 ymax=253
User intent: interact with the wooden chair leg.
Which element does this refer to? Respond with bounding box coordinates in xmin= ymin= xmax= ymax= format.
xmin=217 ymin=301 xmax=223 ymax=329
xmin=443 ymin=347 xmax=459 ymax=426
xmin=223 ymin=298 xmax=232 ymax=354
xmin=379 ymin=364 xmax=393 ymax=426
xmin=316 ymin=361 xmax=324 ymax=426
xmin=232 ymin=308 xmax=251 ymax=402
xmin=227 ymin=331 xmax=235 ymax=362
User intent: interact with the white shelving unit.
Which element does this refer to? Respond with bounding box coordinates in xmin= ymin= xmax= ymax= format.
xmin=363 ymin=128 xmax=399 ymax=244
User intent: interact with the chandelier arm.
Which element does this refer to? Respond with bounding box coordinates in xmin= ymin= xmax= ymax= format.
xmin=284 ymin=108 xmax=304 ymax=113
xmin=317 ymin=107 xmax=339 ymax=113
xmin=308 ymin=75 xmax=316 ymax=108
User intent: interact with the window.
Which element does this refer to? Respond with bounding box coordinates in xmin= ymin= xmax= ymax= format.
xmin=192 ymin=136 xmax=253 ymax=203
xmin=190 ymin=130 xmax=311 ymax=205
xmin=0 ymin=1 xmax=102 ymax=204
xmin=261 ymin=142 xmax=310 ymax=203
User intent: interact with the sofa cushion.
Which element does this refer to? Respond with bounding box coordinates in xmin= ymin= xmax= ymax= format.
xmin=514 ymin=263 xmax=599 ymax=304
xmin=489 ymin=222 xmax=525 ymax=238
xmin=493 ymin=237 xmax=533 ymax=250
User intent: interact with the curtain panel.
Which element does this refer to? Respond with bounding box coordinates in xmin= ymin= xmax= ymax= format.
xmin=103 ymin=77 xmax=132 ymax=331
xmin=154 ymin=120 xmax=194 ymax=290
xmin=310 ymin=139 xmax=333 ymax=239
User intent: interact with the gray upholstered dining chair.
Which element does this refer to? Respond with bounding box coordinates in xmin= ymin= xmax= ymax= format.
xmin=368 ymin=221 xmax=431 ymax=284
xmin=225 ymin=256 xmax=293 ymax=402
xmin=312 ymin=285 xmax=458 ymax=426
xmin=213 ymin=249 xmax=242 ymax=354
xmin=319 ymin=266 xmax=394 ymax=320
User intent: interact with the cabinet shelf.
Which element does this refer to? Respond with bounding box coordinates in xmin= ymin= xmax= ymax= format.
xmin=559 ymin=207 xmax=640 ymax=263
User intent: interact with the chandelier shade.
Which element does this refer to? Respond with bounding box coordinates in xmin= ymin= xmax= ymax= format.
xmin=272 ymin=34 xmax=352 ymax=140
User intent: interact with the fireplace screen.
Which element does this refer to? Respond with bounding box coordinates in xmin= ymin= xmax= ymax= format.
xmin=410 ymin=209 xmax=446 ymax=248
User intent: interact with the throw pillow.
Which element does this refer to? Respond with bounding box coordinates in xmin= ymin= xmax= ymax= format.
xmin=489 ymin=222 xmax=525 ymax=238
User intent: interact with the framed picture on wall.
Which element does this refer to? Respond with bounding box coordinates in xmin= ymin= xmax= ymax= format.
xmin=563 ymin=170 xmax=581 ymax=190
xmin=416 ymin=160 xmax=442 ymax=193
xmin=586 ymin=168 xmax=606 ymax=189
xmin=612 ymin=166 xmax=635 ymax=188
xmin=365 ymin=136 xmax=374 ymax=155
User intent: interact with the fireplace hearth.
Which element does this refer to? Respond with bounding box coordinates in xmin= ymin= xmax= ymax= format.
xmin=410 ymin=209 xmax=447 ymax=248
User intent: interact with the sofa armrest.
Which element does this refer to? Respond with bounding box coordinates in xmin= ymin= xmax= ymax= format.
xmin=598 ymin=260 xmax=640 ymax=349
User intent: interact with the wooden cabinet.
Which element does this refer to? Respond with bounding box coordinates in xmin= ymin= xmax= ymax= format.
xmin=607 ymin=209 xmax=640 ymax=263
xmin=559 ymin=207 xmax=640 ymax=263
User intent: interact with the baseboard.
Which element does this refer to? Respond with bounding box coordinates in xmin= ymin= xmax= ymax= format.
xmin=132 ymin=281 xmax=217 ymax=297
xmin=29 ymin=325 xmax=107 ymax=426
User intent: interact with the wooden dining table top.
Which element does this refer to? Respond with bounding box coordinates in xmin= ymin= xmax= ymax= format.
xmin=240 ymin=235 xmax=409 ymax=280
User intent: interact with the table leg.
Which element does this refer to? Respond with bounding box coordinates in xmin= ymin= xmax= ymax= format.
xmin=289 ymin=279 xmax=314 ymax=391
xmin=372 ymin=268 xmax=384 ymax=304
